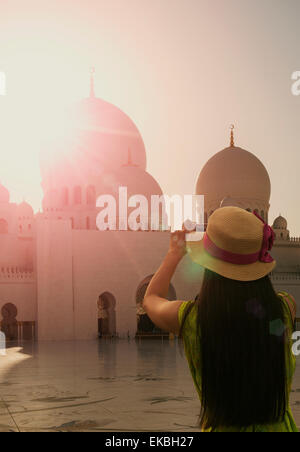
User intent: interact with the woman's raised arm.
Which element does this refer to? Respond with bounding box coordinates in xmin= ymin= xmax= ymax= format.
xmin=142 ymin=230 xmax=187 ymax=334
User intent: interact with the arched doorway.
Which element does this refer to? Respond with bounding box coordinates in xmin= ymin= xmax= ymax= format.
xmin=136 ymin=275 xmax=176 ymax=337
xmin=1 ymin=303 xmax=18 ymax=341
xmin=97 ymin=292 xmax=116 ymax=338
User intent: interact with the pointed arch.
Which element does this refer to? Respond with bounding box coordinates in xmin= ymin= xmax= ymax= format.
xmin=1 ymin=303 xmax=18 ymax=341
xmin=97 ymin=292 xmax=117 ymax=337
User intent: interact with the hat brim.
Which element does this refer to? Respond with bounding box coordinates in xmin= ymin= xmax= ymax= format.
xmin=187 ymin=238 xmax=276 ymax=282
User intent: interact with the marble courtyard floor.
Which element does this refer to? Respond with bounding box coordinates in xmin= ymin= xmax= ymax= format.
xmin=0 ymin=339 xmax=299 ymax=432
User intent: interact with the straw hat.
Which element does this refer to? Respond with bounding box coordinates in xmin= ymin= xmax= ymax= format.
xmin=187 ymin=206 xmax=276 ymax=281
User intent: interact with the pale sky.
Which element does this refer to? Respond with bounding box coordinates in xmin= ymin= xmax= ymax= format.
xmin=0 ymin=0 xmax=300 ymax=235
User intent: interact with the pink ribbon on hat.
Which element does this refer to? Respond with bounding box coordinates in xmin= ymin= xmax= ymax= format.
xmin=252 ymin=211 xmax=275 ymax=263
xmin=202 ymin=210 xmax=275 ymax=265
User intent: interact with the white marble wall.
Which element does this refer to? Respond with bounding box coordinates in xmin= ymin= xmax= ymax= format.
xmin=36 ymin=219 xmax=74 ymax=341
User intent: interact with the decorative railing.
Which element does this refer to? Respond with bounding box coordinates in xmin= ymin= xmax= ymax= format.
xmin=270 ymin=272 xmax=300 ymax=281
xmin=135 ymin=332 xmax=173 ymax=342
xmin=18 ymin=321 xmax=36 ymax=341
xmin=274 ymin=237 xmax=300 ymax=243
xmin=0 ymin=321 xmax=36 ymax=341
xmin=0 ymin=267 xmax=35 ymax=281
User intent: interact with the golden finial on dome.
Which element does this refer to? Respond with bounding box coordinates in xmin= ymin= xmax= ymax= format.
xmin=230 ymin=124 xmax=235 ymax=147
xmin=90 ymin=66 xmax=95 ymax=98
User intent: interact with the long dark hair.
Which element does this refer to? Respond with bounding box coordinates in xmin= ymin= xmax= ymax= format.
xmin=180 ymin=269 xmax=288 ymax=431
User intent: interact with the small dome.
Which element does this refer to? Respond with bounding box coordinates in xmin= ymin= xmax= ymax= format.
xmin=98 ymin=166 xmax=165 ymax=230
xmin=17 ymin=201 xmax=34 ymax=218
xmin=0 ymin=183 xmax=9 ymax=203
xmin=196 ymin=146 xmax=271 ymax=204
xmin=100 ymin=166 xmax=163 ymax=200
xmin=272 ymin=215 xmax=287 ymax=230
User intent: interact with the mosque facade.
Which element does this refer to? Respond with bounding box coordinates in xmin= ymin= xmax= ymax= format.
xmin=0 ymin=84 xmax=299 ymax=341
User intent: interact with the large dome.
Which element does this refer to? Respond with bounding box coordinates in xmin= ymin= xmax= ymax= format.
xmin=0 ymin=183 xmax=9 ymax=203
xmin=17 ymin=201 xmax=34 ymax=218
xmin=41 ymin=96 xmax=147 ymax=191
xmin=196 ymin=146 xmax=271 ymax=204
xmin=74 ymin=97 xmax=147 ymax=169
xmin=78 ymin=97 xmax=144 ymax=137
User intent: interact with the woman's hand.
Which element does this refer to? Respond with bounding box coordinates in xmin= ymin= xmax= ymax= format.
xmin=168 ymin=229 xmax=187 ymax=261
xmin=144 ymin=225 xmax=189 ymax=304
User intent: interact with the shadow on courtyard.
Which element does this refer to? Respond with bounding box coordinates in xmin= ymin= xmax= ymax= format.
xmin=0 ymin=339 xmax=204 ymax=432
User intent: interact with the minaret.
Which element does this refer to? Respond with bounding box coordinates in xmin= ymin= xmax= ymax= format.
xmin=90 ymin=67 xmax=96 ymax=98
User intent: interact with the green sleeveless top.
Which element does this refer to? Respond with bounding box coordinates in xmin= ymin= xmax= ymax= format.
xmin=178 ymin=291 xmax=298 ymax=432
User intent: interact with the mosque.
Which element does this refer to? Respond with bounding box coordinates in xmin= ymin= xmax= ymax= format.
xmin=0 ymin=76 xmax=299 ymax=341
